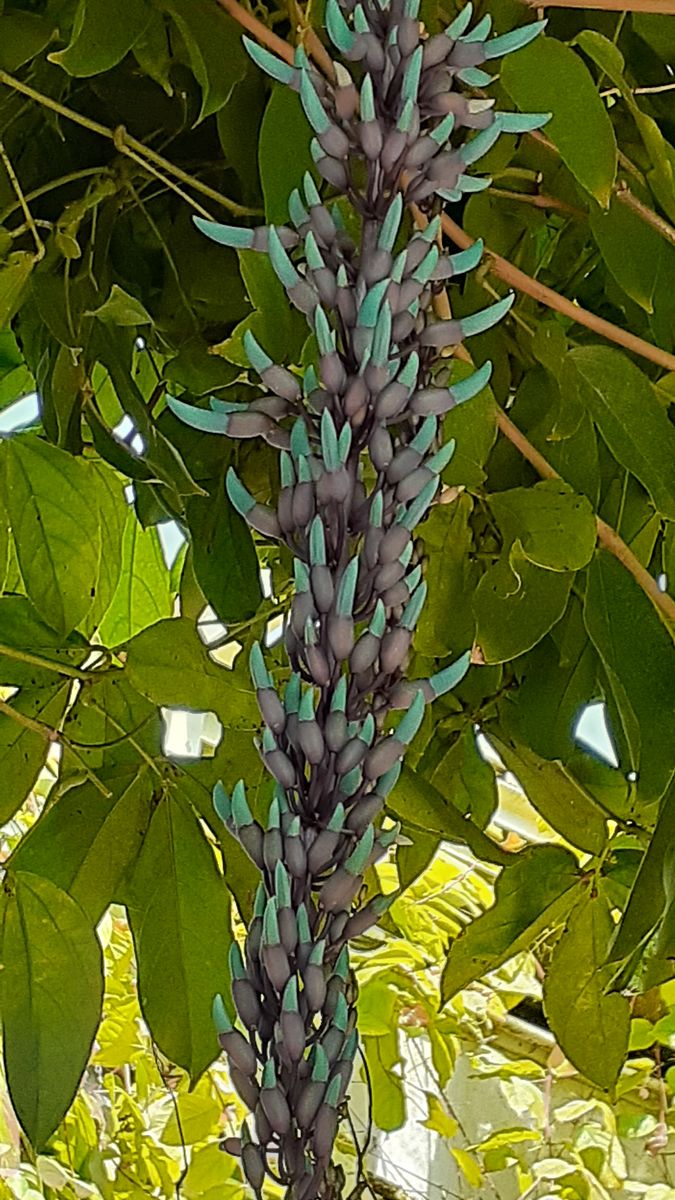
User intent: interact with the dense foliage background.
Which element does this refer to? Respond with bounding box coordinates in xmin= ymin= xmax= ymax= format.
xmin=0 ymin=0 xmax=674 ymax=1194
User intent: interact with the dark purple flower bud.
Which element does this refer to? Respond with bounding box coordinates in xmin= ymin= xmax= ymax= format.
xmin=220 ymin=1136 xmax=242 ymax=1157
xmin=369 ymin=425 xmax=394 ymax=471
xmin=318 ymin=867 xmax=361 ymax=913
xmin=345 ymin=791 xmax=383 ymax=833
xmin=242 ymin=1132 xmax=265 ymax=1193
xmin=261 ymin=1061 xmax=292 ymax=1135
xmin=231 ymin=1064 xmax=260 ymax=1109
xmin=378 ymin=525 xmax=410 ymax=563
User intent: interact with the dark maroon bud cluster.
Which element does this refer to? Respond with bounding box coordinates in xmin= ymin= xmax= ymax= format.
xmin=168 ymin=0 xmax=547 ymax=1195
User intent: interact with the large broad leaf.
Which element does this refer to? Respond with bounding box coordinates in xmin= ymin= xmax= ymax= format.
xmin=509 ymin=600 xmax=598 ymax=761
xmin=124 ymin=616 xmax=258 ymax=729
xmin=416 ymin=494 xmax=477 ymax=657
xmin=389 ymin=765 xmax=511 ymax=868
xmin=162 ymin=0 xmax=247 ymax=120
xmin=362 ymin=1032 xmax=405 ymax=1133
xmin=1 ymin=872 xmax=104 ymax=1148
xmin=543 ymin=885 xmax=630 ymax=1090
xmin=473 ymin=542 xmax=574 ymax=663
xmin=564 ymin=347 xmax=675 ymax=521
xmin=186 ymin=484 xmax=261 ymax=624
xmin=441 ymin=846 xmax=579 ymax=1004
xmin=126 ymin=792 xmax=233 ymax=1078
xmin=489 ymin=481 xmax=596 ymax=572
xmin=0 ymin=13 xmax=56 ymax=71
xmin=9 ymin=772 xmax=155 ymax=923
xmin=0 ymin=596 xmax=89 ymax=687
xmin=258 ymin=85 xmax=315 ymax=224
xmin=85 ymin=462 xmax=128 ymax=632
xmin=501 ymin=37 xmax=617 ymax=206
xmin=425 ymin=726 xmax=498 ymax=830
xmin=490 ymin=733 xmax=608 ymax=855
xmin=607 ymin=778 xmax=675 ymax=981
xmin=2 ymin=436 xmax=103 ymax=636
xmin=0 ymin=253 xmax=34 ymax=328
xmin=98 ymin=511 xmax=173 ymax=646
xmin=441 ymin=365 xmax=498 ymax=488
xmin=217 ymin=250 xmax=306 ymax=367
xmin=48 ymin=0 xmax=152 ymax=76
xmin=0 ymin=682 xmax=70 ymax=824
xmin=589 ymin=194 xmax=674 ymax=315
xmin=583 ymin=551 xmax=675 ymax=805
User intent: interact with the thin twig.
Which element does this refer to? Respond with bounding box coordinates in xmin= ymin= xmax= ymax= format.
xmin=0 ymin=166 xmax=105 ymax=224
xmin=488 ymin=186 xmax=585 ymax=219
xmin=0 ymin=138 xmax=44 ymax=259
xmin=215 ymin=0 xmax=295 ymax=62
xmin=0 ymin=642 xmax=112 ymax=680
xmin=0 ymin=70 xmax=256 ymax=218
xmin=0 ymin=695 xmax=113 ymax=796
xmin=602 ymin=82 xmax=675 ymax=97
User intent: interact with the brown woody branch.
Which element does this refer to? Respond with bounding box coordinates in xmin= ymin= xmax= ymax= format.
xmin=439 ymin=211 xmax=675 ymax=373
xmin=523 ymin=0 xmax=675 ymax=11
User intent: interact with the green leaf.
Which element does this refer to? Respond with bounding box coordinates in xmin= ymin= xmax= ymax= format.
xmin=0 ymin=683 xmax=70 ymax=823
xmin=161 ymin=0 xmax=247 ymax=120
xmin=217 ymin=71 xmax=265 ymax=206
xmin=86 ymin=463 xmax=128 ymax=633
xmin=490 ymin=733 xmax=608 ymax=855
xmin=89 ymin=285 xmax=153 ymax=327
xmin=501 ymin=37 xmax=617 ymax=206
xmin=543 ymin=885 xmax=630 ymax=1090
xmin=473 ymin=541 xmax=574 ymax=663
xmin=362 ymin=1031 xmax=405 ymax=1132
xmin=584 ymin=551 xmax=675 ymax=804
xmin=441 ymin=367 xmax=498 ymax=488
xmin=0 ymin=596 xmax=88 ymax=687
xmin=489 ymin=481 xmax=597 ymax=572
xmin=161 ymin=1091 xmax=221 ymax=1145
xmin=589 ymin=195 xmax=673 ymax=315
xmin=609 ymin=790 xmax=675 ymax=981
xmin=416 ymin=494 xmax=477 ymax=657
xmin=389 ymin=765 xmax=511 ymax=868
xmin=563 ymin=347 xmax=675 ymax=521
xmin=0 ymin=13 xmax=56 ymax=70
xmin=2 ymin=872 xmax=104 ymax=1147
xmin=48 ymin=0 xmax=152 ymax=76
xmin=98 ymin=511 xmax=173 ymax=646
xmin=186 ymin=484 xmax=261 ymax=624
xmin=126 ymin=792 xmax=232 ymax=1078
xmin=426 ymin=726 xmax=497 ymax=830
xmin=509 ymin=600 xmax=598 ymax=761
xmin=0 ymin=253 xmax=34 ymax=328
xmin=441 ymin=846 xmax=579 ymax=1004
xmin=633 ymin=13 xmax=675 ymax=63
xmin=217 ymin=250 xmax=306 ymax=367
xmin=124 ymin=616 xmax=258 ymax=729
xmin=258 ymin=85 xmax=315 ymax=224
xmin=421 ymin=1093 xmax=458 ymax=1139
xmin=2 ymin=436 xmax=102 ymax=637
xmin=10 ymin=773 xmax=155 ymax=923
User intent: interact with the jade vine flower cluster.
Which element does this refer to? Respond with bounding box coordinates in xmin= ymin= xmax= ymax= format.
xmin=167 ymin=2 xmax=547 ymax=1195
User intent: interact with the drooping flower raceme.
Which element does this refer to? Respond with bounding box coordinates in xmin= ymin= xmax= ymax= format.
xmin=168 ymin=2 xmax=547 ymax=1196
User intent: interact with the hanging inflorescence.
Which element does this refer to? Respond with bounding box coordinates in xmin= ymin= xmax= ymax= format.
xmin=167 ymin=2 xmax=547 ymax=1196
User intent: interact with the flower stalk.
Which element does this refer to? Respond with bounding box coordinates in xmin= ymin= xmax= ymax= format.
xmin=168 ymin=2 xmax=547 ymax=1195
